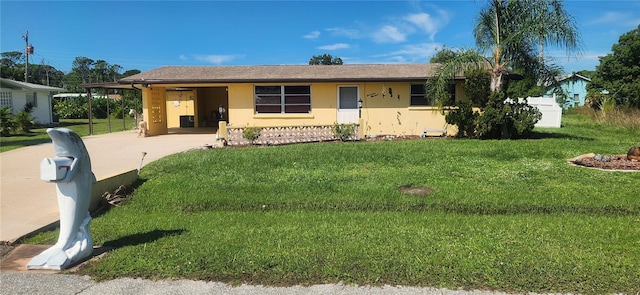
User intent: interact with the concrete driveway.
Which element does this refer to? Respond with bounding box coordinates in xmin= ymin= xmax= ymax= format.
xmin=1 ymin=129 xmax=219 ymax=243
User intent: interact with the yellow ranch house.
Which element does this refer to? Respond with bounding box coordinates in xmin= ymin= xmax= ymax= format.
xmin=105 ymin=64 xmax=467 ymax=144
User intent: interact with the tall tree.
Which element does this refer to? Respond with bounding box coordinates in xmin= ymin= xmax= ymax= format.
xmin=121 ymin=69 xmax=141 ymax=78
xmin=587 ymin=25 xmax=640 ymax=108
xmin=1 ymin=51 xmax=23 ymax=67
xmin=309 ymin=54 xmax=343 ymax=65
xmin=428 ymin=0 xmax=580 ymax=101
xmin=93 ymin=60 xmax=109 ymax=83
xmin=71 ymin=56 xmax=94 ymax=83
xmin=426 ymin=0 xmax=580 ymax=139
xmin=109 ymin=64 xmax=122 ymax=82
xmin=528 ymin=0 xmax=581 ymax=64
xmin=1 ymin=51 xmax=25 ymax=81
xmin=429 ymin=46 xmax=459 ymax=64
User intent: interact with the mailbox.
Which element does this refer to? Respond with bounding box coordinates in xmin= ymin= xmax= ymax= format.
xmin=40 ymin=157 xmax=72 ymax=181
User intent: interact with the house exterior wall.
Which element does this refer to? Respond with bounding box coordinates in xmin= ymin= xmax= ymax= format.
xmin=141 ymin=87 xmax=168 ymax=135
xmin=548 ymin=77 xmax=589 ymax=109
xmin=140 ymin=81 xmax=465 ymax=137
xmin=227 ymin=82 xmax=463 ymax=136
xmin=4 ymin=89 xmax=53 ymax=124
xmin=165 ymin=90 xmax=195 ymax=128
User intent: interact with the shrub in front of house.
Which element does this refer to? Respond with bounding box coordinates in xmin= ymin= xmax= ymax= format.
xmin=331 ymin=123 xmax=356 ymax=141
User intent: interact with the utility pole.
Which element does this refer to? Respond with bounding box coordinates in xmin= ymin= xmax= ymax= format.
xmin=22 ymin=31 xmax=34 ymax=83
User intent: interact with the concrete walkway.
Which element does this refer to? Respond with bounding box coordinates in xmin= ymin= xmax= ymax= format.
xmin=1 ymin=129 xmax=220 ymax=243
xmin=1 ymin=272 xmax=537 ymax=295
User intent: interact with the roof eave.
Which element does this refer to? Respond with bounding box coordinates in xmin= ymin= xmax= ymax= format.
xmin=118 ymin=77 xmax=462 ymax=85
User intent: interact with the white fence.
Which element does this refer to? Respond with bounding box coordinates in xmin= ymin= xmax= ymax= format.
xmin=525 ymin=96 xmax=562 ymax=128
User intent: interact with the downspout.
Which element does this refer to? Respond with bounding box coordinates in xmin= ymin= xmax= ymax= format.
xmin=131 ymin=83 xmax=141 ymax=129
xmin=48 ymin=92 xmax=53 ymax=124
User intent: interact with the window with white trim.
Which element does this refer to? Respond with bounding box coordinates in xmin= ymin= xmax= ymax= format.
xmin=254 ymin=85 xmax=311 ymax=114
xmin=0 ymin=92 xmax=12 ymax=109
xmin=26 ymin=92 xmax=37 ymax=107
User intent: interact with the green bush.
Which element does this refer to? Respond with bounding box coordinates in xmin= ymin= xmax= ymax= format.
xmin=54 ymin=93 xmax=142 ymax=120
xmin=54 ymin=97 xmax=88 ymax=119
xmin=14 ymin=110 xmax=34 ymax=134
xmin=445 ymin=100 xmax=479 ymax=138
xmin=10 ymin=103 xmax=36 ymax=134
xmin=0 ymin=107 xmax=16 ymax=137
xmin=476 ymin=92 xmax=541 ymax=139
xmin=331 ymin=123 xmax=356 ymax=141
xmin=242 ymin=126 xmax=261 ymax=144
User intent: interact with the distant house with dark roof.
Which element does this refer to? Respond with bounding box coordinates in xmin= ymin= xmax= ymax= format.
xmin=0 ymin=78 xmax=64 ymax=125
xmin=546 ymin=72 xmax=591 ymax=109
xmin=110 ymin=64 xmax=469 ymax=140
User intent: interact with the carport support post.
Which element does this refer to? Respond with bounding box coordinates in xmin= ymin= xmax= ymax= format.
xmin=87 ymin=88 xmax=93 ymax=135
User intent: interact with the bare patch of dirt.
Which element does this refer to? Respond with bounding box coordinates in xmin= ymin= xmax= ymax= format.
xmin=1 ymin=242 xmax=16 ymax=259
xmin=399 ymin=185 xmax=435 ymax=196
xmin=570 ymin=154 xmax=640 ymax=171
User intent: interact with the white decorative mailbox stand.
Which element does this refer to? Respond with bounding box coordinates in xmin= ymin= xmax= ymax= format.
xmin=27 ymin=128 xmax=96 ymax=270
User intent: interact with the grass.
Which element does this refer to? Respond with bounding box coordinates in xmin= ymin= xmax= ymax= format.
xmin=22 ymin=113 xmax=640 ymax=294
xmin=0 ymin=118 xmax=136 ymax=152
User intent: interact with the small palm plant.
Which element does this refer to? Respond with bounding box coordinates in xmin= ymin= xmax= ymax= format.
xmin=0 ymin=107 xmax=16 ymax=137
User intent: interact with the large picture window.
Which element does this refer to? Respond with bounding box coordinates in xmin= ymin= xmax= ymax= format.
xmin=410 ymin=83 xmax=455 ymax=106
xmin=255 ymin=85 xmax=311 ymax=114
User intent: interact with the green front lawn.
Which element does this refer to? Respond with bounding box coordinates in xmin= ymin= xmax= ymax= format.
xmin=24 ymin=113 xmax=640 ymax=294
xmin=0 ymin=118 xmax=136 ymax=152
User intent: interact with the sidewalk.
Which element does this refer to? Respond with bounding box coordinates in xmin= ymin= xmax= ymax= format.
xmin=0 ymin=272 xmax=526 ymax=295
xmin=1 ymin=130 xmax=219 ymax=243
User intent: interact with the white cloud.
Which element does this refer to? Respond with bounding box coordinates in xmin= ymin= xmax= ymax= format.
xmin=547 ymin=49 xmax=607 ymax=71
xmin=405 ymin=12 xmax=440 ymax=41
xmin=193 ymin=54 xmax=241 ymax=64
xmin=303 ymin=31 xmax=320 ymax=39
xmin=370 ymin=7 xmax=450 ymax=44
xmin=318 ymin=43 xmax=350 ymax=50
xmin=179 ymin=55 xmax=187 ymax=61
xmin=372 ymin=25 xmax=407 ymax=44
xmin=589 ymin=12 xmax=640 ymax=26
xmin=373 ymin=43 xmax=442 ymax=63
xmin=325 ymin=27 xmax=361 ymax=39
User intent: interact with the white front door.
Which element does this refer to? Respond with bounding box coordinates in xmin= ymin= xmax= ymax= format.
xmin=337 ymin=86 xmax=359 ymax=124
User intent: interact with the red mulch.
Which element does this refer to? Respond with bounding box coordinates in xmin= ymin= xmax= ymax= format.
xmin=571 ymin=154 xmax=640 ymax=171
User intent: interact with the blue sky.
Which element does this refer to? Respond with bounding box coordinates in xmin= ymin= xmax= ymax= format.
xmin=1 ymin=0 xmax=639 ymax=75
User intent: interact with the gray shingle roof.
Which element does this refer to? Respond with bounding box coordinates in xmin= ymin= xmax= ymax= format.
xmin=119 ymin=64 xmax=445 ymax=84
xmin=0 ymin=78 xmax=65 ymax=91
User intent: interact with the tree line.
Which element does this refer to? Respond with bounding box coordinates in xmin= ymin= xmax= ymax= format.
xmin=0 ymin=53 xmax=141 ymax=92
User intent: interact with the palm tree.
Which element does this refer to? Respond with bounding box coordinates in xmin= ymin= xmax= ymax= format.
xmin=426 ymin=0 xmax=581 ymax=139
xmin=528 ymin=0 xmax=581 ymax=65
xmin=427 ymin=0 xmax=581 ymax=103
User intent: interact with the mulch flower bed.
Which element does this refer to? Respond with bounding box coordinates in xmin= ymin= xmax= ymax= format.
xmin=569 ymin=154 xmax=640 ymax=171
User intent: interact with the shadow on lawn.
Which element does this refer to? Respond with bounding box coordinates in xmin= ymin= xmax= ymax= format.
xmin=528 ymin=131 xmax=594 ymax=141
xmin=413 ymin=203 xmax=640 ymax=216
xmin=103 ymin=229 xmax=187 ymax=248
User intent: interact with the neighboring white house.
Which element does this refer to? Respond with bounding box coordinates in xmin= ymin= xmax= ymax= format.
xmin=0 ymin=78 xmax=65 ymax=125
